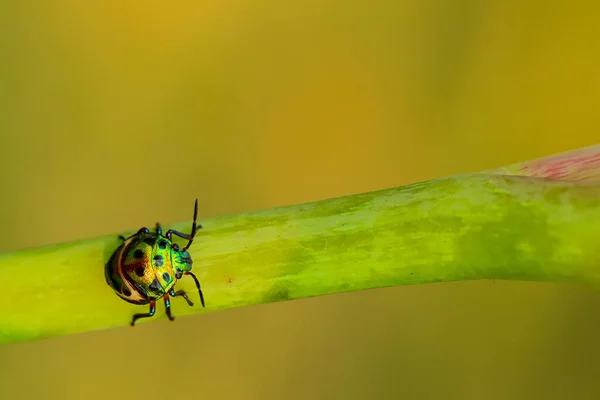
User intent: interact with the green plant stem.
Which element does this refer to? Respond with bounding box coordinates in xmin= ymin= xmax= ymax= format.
xmin=1 ymin=147 xmax=599 ymax=345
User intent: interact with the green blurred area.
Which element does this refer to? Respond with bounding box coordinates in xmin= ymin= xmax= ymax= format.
xmin=1 ymin=1 xmax=599 ymax=399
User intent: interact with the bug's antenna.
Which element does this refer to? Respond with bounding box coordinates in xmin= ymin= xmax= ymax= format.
xmin=183 ymin=199 xmax=201 ymax=251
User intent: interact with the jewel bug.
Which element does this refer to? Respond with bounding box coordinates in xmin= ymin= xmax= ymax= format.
xmin=104 ymin=199 xmax=205 ymax=326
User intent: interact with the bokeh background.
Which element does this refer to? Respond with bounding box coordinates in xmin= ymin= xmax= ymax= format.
xmin=1 ymin=1 xmax=600 ymax=399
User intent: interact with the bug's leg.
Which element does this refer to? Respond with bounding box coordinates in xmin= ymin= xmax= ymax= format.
xmin=185 ymin=271 xmax=205 ymax=308
xmin=165 ymin=199 xmax=203 ymax=251
xmin=165 ymin=225 xmax=203 ymax=250
xmin=119 ymin=227 xmax=150 ymax=243
xmin=131 ymin=301 xmax=156 ymax=326
xmin=155 ymin=222 xmax=162 ymax=236
xmin=169 ymin=288 xmax=194 ymax=307
xmin=164 ymin=295 xmax=175 ymax=321
xmin=165 ymin=229 xmax=193 ymax=241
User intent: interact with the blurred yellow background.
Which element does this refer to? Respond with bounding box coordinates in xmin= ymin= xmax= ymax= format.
xmin=1 ymin=1 xmax=600 ymax=399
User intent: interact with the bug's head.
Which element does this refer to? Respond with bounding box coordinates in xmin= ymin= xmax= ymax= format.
xmin=172 ymin=243 xmax=193 ymax=276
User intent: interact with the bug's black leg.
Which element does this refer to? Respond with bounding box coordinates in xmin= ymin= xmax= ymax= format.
xmin=165 ymin=225 xmax=203 ymax=248
xmin=185 ymin=271 xmax=205 ymax=308
xmin=164 ymin=295 xmax=175 ymax=321
xmin=166 ymin=229 xmax=193 ymax=241
xmin=155 ymin=222 xmax=163 ymax=236
xmin=169 ymin=288 xmax=194 ymax=307
xmin=120 ymin=227 xmax=150 ymax=243
xmin=131 ymin=301 xmax=156 ymax=326
xmin=165 ymin=199 xmax=202 ymax=251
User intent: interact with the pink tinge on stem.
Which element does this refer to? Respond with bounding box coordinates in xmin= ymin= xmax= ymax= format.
xmin=497 ymin=144 xmax=600 ymax=181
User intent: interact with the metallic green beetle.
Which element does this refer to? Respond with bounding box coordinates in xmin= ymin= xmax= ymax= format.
xmin=104 ymin=199 xmax=205 ymax=326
